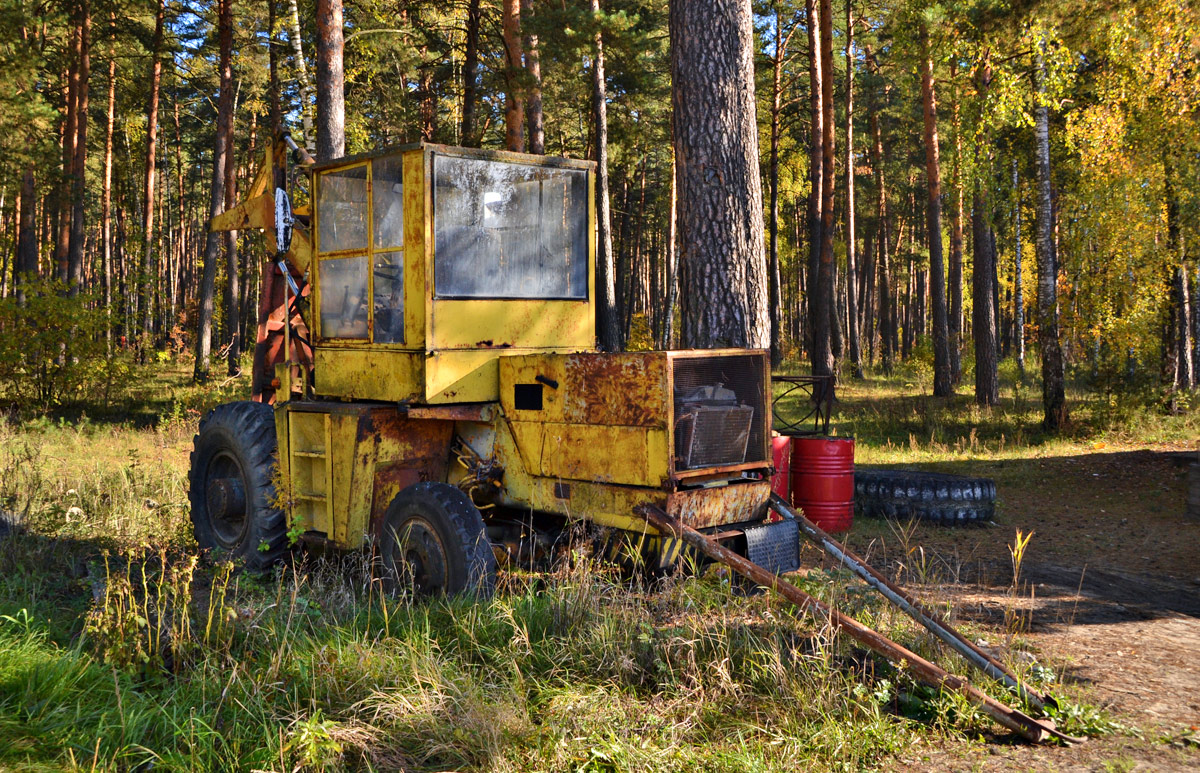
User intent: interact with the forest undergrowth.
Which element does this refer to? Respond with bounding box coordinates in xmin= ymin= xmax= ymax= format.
xmin=0 ymin=355 xmax=1193 ymax=771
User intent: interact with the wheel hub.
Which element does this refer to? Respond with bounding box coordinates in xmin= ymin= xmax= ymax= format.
xmin=392 ymin=518 xmax=448 ymax=594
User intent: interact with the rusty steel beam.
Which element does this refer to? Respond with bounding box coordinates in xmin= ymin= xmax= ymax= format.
xmin=768 ymin=493 xmax=1056 ymax=713
xmin=634 ymin=503 xmax=1082 ymax=745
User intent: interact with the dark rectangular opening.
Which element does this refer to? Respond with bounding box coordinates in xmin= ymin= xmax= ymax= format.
xmin=514 ymin=383 xmax=544 ymax=411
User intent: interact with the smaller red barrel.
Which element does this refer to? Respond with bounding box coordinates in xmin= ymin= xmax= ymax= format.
xmin=790 ymin=436 xmax=855 ymax=533
xmin=770 ymin=434 xmax=792 ymax=499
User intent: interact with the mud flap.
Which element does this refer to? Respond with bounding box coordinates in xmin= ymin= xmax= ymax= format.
xmin=742 ymin=519 xmax=799 ymax=575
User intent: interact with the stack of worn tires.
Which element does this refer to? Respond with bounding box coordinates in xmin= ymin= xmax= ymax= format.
xmin=854 ymin=469 xmax=996 ymax=526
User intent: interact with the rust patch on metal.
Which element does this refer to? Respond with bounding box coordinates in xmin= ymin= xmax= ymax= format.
xmin=666 ymin=481 xmax=771 ymax=530
xmin=404 ymin=403 xmax=494 ymax=422
xmin=563 ymin=353 xmax=668 ymax=427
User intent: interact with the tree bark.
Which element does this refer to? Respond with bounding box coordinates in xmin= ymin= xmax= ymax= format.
xmin=15 ymin=169 xmax=37 ymax=306
xmin=315 ymin=0 xmax=346 ymax=161
xmin=56 ymin=25 xmax=81 ymax=286
xmin=195 ymin=0 xmax=233 ymax=381
xmin=1034 ymin=40 xmax=1067 ymax=428
xmin=268 ymin=0 xmax=281 ymax=134
xmin=285 ymin=0 xmax=315 ymax=153
xmin=102 ymin=14 xmax=116 ymax=349
xmin=814 ymin=0 xmax=836 ymax=382
xmin=972 ymin=185 xmax=999 ymax=406
xmin=141 ymin=0 xmax=164 ymax=344
xmin=224 ymin=88 xmax=240 ymax=376
xmin=66 ymin=0 xmax=90 ymax=296
xmin=804 ymin=0 xmax=822 ymax=363
xmin=767 ymin=5 xmax=785 ymax=368
xmin=461 ymin=0 xmax=482 ymax=146
xmin=868 ymin=66 xmax=893 ymax=373
xmin=948 ymin=61 xmax=964 ymax=384
xmin=502 ymin=0 xmax=525 ymax=152
xmin=919 ymin=26 xmax=951 ymax=396
xmin=662 ymin=146 xmax=678 ymax=349
xmin=521 ymin=0 xmax=544 ymax=154
xmin=592 ymin=0 xmax=619 ymax=351
xmin=1179 ymin=265 xmax=1194 ymax=389
xmin=1013 ymin=157 xmax=1025 ymax=377
xmin=671 ymin=0 xmax=769 ymax=349
xmin=844 ymin=0 xmax=861 ymax=378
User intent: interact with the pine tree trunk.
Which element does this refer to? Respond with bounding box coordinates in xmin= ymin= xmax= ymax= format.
xmin=845 ymin=0 xmax=861 ymax=378
xmin=315 ymin=0 xmax=346 ymax=161
xmin=814 ymin=0 xmax=836 ymax=384
xmin=973 ymin=185 xmax=999 ymax=405
xmin=224 ymin=92 xmax=240 ymax=376
xmin=919 ymin=26 xmax=951 ymax=396
xmin=868 ymin=72 xmax=893 ymax=373
xmin=195 ymin=0 xmax=233 ymax=381
xmin=1034 ymin=40 xmax=1067 ymax=428
xmin=671 ymin=0 xmax=769 ymax=349
xmin=768 ymin=6 xmax=784 ymax=368
xmin=502 ymin=0 xmax=525 ymax=152
xmin=285 ymin=0 xmax=315 ymax=153
xmin=1013 ymin=157 xmax=1024 ymax=377
xmin=56 ymin=28 xmax=81 ymax=286
xmin=461 ymin=0 xmax=481 ymax=146
xmin=662 ymin=147 xmax=678 ymax=349
xmin=948 ymin=62 xmax=964 ymax=384
xmin=102 ymin=19 xmax=116 ymax=349
xmin=805 ymin=0 xmax=822 ymax=363
xmin=141 ymin=0 xmax=164 ymax=344
xmin=67 ymin=0 xmax=90 ymax=296
xmin=592 ymin=0 xmax=619 ymax=351
xmin=15 ymin=169 xmax=37 ymax=306
xmin=521 ymin=0 xmax=544 ymax=154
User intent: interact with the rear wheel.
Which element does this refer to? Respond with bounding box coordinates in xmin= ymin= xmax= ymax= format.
xmin=189 ymin=402 xmax=288 ymax=569
xmin=379 ymin=482 xmax=496 ymax=597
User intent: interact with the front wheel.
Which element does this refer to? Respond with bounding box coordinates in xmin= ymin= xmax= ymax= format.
xmin=379 ymin=482 xmax=496 ymax=597
xmin=189 ymin=402 xmax=288 ymax=570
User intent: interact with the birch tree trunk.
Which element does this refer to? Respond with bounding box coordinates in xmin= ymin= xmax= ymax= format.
xmin=285 ymin=0 xmax=315 ymax=154
xmin=1034 ymin=40 xmax=1067 ymax=428
xmin=671 ymin=0 xmax=769 ymax=349
xmin=1013 ymin=157 xmax=1025 ymax=377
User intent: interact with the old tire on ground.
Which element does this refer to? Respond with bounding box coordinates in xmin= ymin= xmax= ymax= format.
xmin=854 ymin=469 xmax=996 ymax=525
xmin=189 ymin=401 xmax=289 ymax=570
xmin=379 ymin=482 xmax=497 ymax=597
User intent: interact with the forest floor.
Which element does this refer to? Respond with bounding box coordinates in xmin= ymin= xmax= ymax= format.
xmin=0 ymin=358 xmax=1198 ymax=771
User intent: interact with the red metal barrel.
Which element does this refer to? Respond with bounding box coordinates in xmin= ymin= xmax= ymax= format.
xmin=770 ymin=434 xmax=792 ymax=499
xmin=790 ymin=436 xmax=855 ymax=533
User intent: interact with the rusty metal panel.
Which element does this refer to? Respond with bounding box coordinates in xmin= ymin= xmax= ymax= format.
xmin=403 ymin=149 xmax=426 ymax=350
xmin=538 ymin=423 xmax=668 ymax=487
xmin=405 ymin=403 xmax=497 ymax=422
xmin=666 ymin=481 xmax=772 ymax=530
xmin=561 ymin=352 xmax=669 ymax=427
xmin=362 ymin=409 xmax=454 ymax=544
xmin=314 ymin=348 xmax=423 ymax=403
xmin=498 ymin=354 xmax=567 ymax=423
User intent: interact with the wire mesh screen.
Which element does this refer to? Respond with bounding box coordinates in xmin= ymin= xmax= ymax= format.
xmin=672 ymin=354 xmax=768 ymax=471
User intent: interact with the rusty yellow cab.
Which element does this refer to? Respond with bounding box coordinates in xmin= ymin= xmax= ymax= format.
xmin=190 ymin=138 xmax=794 ymax=594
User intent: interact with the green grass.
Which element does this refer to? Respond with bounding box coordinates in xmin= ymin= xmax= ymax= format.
xmin=0 ymin=355 xmax=1182 ymax=771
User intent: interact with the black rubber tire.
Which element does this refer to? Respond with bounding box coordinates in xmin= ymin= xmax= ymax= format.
xmin=189 ymin=401 xmax=289 ymax=570
xmin=854 ymin=469 xmax=996 ymax=525
xmin=379 ymin=482 xmax=497 ymax=597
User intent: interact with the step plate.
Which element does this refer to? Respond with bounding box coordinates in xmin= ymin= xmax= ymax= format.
xmin=742 ymin=519 xmax=799 ymax=575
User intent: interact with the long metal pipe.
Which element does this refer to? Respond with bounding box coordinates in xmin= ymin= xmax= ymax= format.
xmin=768 ymin=493 xmax=1054 ymax=712
xmin=634 ymin=504 xmax=1081 ymax=745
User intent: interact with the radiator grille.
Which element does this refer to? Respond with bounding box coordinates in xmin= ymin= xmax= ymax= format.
xmin=672 ymin=354 xmax=768 ymax=471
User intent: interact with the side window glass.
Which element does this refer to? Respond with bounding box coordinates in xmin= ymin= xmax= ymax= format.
xmin=373 ymin=156 xmax=404 ymax=250
xmin=319 ymin=256 xmax=368 ymax=338
xmin=317 ymin=166 xmax=368 ymax=253
xmin=373 ymin=251 xmax=404 ymax=343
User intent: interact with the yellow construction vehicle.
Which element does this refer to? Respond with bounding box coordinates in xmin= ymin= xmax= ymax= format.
xmin=190 ymin=134 xmax=792 ymax=594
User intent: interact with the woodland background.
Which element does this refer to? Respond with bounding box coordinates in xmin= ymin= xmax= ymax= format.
xmin=0 ymin=0 xmax=1198 ymax=424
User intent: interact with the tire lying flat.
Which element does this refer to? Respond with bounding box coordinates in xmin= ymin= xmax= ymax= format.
xmin=854 ymin=468 xmax=996 ymax=525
